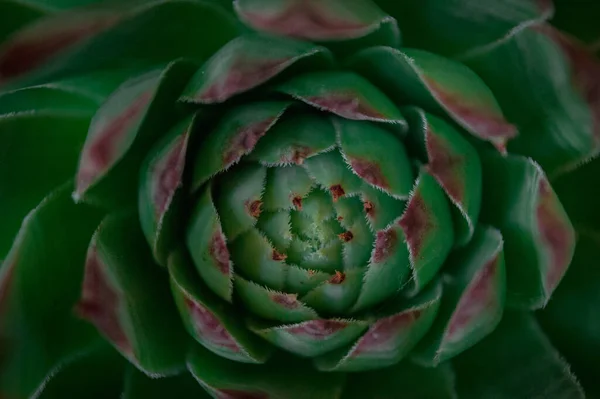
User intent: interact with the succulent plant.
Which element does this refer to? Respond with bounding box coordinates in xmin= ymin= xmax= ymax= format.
xmin=0 ymin=0 xmax=599 ymax=398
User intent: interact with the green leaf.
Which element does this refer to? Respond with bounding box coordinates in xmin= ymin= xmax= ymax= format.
xmin=453 ymin=312 xmax=584 ymax=399
xmin=234 ymin=0 xmax=399 ymax=48
xmin=360 ymin=184 xmax=405 ymax=231
xmin=538 ymin=232 xmax=600 ymax=398
xmin=413 ymin=226 xmax=506 ymax=366
xmin=0 ymin=1 xmax=47 ymax=42
xmin=191 ymin=101 xmax=289 ymax=192
xmin=341 ymin=360 xmax=456 ymax=399
xmin=0 ymin=182 xmax=103 ymax=398
xmin=139 ymin=115 xmax=195 ymax=266
xmin=169 ymin=250 xmax=273 ymax=364
xmin=0 ymin=114 xmax=90 ymax=260
xmin=301 ymin=268 xmax=362 ymax=315
xmin=0 ymin=0 xmax=240 ymax=87
xmin=36 ymin=343 xmax=126 ymax=399
xmin=399 ymin=170 xmax=454 ymax=294
xmin=123 ymin=366 xmax=210 ymax=399
xmin=479 ymin=153 xmax=576 ymax=309
xmin=348 ymin=46 xmax=517 ymax=151
xmin=263 ymin=164 xmax=314 ymax=211
xmin=74 ymin=60 xmax=196 ymax=208
xmin=181 ymin=34 xmax=333 ymax=103
xmin=315 ymin=281 xmax=441 ymax=372
xmin=463 ymin=25 xmax=600 ymax=174
xmin=375 ymin=0 xmax=552 ymax=57
xmin=76 ymin=212 xmax=189 ymax=376
xmin=277 ymin=71 xmax=407 ymax=127
xmin=336 ymin=118 xmax=413 ymax=199
xmin=188 ymin=346 xmax=346 ymax=399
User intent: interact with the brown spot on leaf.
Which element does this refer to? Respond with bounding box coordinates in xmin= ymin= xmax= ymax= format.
xmin=201 ymin=58 xmax=291 ymax=103
xmin=152 ymin=134 xmax=187 ymax=218
xmin=350 ymin=158 xmax=389 ymax=190
xmin=272 ymin=249 xmax=287 ymax=261
xmin=0 ymin=13 xmax=120 ymax=80
xmin=75 ymin=245 xmax=132 ymax=355
xmin=337 ymin=216 xmax=344 ymax=222
xmin=446 ymin=254 xmax=500 ymax=342
xmin=246 ymin=200 xmax=263 ymax=218
xmin=76 ymin=90 xmax=153 ymax=195
xmin=209 ymin=229 xmax=231 ymax=275
xmin=306 ymin=93 xmax=385 ymax=120
xmin=372 ymin=229 xmax=398 ymax=263
xmin=425 ymin=78 xmax=517 ymax=152
xmin=536 ymin=179 xmax=574 ymax=293
xmin=223 ymin=119 xmax=275 ymax=166
xmin=363 ymin=200 xmax=374 ymax=217
xmin=185 ymin=297 xmax=240 ymax=352
xmin=338 ymin=231 xmax=354 ymax=242
xmin=398 ymin=192 xmax=433 ymax=260
xmin=425 ymin=129 xmax=465 ymax=203
xmin=352 ymin=309 xmax=421 ymax=356
xmin=329 ymin=184 xmax=345 ymax=201
xmin=271 ymin=293 xmax=299 ymax=309
xmin=329 ymin=270 xmax=346 ymax=284
xmin=292 ymin=196 xmax=303 ymax=210
xmin=238 ymin=0 xmax=369 ymax=41
xmin=287 ymin=319 xmax=347 ymax=338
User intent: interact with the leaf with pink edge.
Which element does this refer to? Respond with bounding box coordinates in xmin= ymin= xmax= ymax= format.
xmin=348 ymin=46 xmax=517 ymax=151
xmin=169 ymin=250 xmax=272 ymax=364
xmin=315 ymin=280 xmax=442 ymax=372
xmin=181 ymin=34 xmax=333 ymax=104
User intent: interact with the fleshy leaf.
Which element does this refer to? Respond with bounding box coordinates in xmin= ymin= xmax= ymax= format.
xmin=262 ymin=165 xmax=314 ymax=211
xmin=538 ymin=232 xmax=600 ymax=398
xmin=191 ymin=101 xmax=289 ymax=191
xmin=479 ymin=153 xmax=575 ymax=308
xmin=234 ymin=0 xmax=399 ymax=46
xmin=188 ymin=346 xmax=345 ymax=399
xmin=341 ymin=361 xmax=456 ymax=399
xmin=316 ymin=281 xmax=441 ymax=372
xmin=235 ymin=277 xmax=318 ymax=323
xmin=74 ymin=60 xmax=196 ymax=207
xmin=0 ymin=183 xmax=103 ymax=398
xmin=186 ymin=187 xmax=234 ymax=303
xmin=0 ymin=84 xmax=97 ymax=115
xmin=413 ymin=226 xmax=506 ymax=366
xmin=351 ymin=223 xmax=410 ymax=312
xmin=139 ymin=115 xmax=194 ymax=266
xmin=123 ymin=366 xmax=211 ymax=399
xmin=0 ymin=114 xmax=90 ymax=260
xmin=277 ymin=71 xmax=407 ymax=126
xmin=300 ymin=268 xmax=363 ymax=315
xmin=76 ymin=213 xmax=188 ymax=376
xmin=453 ymin=312 xmax=584 ymax=399
xmin=399 ymin=170 xmax=454 ymax=294
xmin=336 ymin=118 xmax=413 ymax=199
xmin=250 ymin=318 xmax=368 ymax=357
xmin=375 ymin=0 xmax=552 ymax=57
xmin=181 ymin=34 xmax=333 ymax=103
xmin=169 ymin=250 xmax=272 ymax=364
xmin=348 ymin=46 xmax=517 ymax=151
xmin=0 ymin=1 xmax=46 ymax=43
xmin=360 ymin=184 xmax=406 ymax=231
xmin=463 ymin=25 xmax=600 ymax=174
xmin=0 ymin=0 xmax=239 ymax=88
xmin=304 ymin=150 xmax=364 ymax=200
xmin=255 ymin=211 xmax=293 ymax=252
xmin=335 ymin=197 xmax=374 ymax=270
xmin=249 ymin=111 xmax=337 ymax=166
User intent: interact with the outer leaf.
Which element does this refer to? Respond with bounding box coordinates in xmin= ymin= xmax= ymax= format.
xmin=479 ymin=153 xmax=575 ymax=308
xmin=453 ymin=312 xmax=584 ymax=399
xmin=538 ymin=232 xmax=600 ymax=398
xmin=463 ymin=25 xmax=600 ymax=174
xmin=413 ymin=226 xmax=506 ymax=366
xmin=123 ymin=367 xmax=210 ymax=399
xmin=188 ymin=346 xmax=346 ymax=399
xmin=375 ymin=0 xmax=552 ymax=57
xmin=74 ymin=60 xmax=196 ymax=207
xmin=0 ymin=183 xmax=103 ymax=398
xmin=169 ymin=250 xmax=273 ymax=364
xmin=0 ymin=1 xmax=46 ymax=42
xmin=234 ymin=0 xmax=399 ymax=47
xmin=181 ymin=34 xmax=333 ymax=104
xmin=341 ymin=361 xmax=456 ymax=399
xmin=349 ymin=47 xmax=517 ymax=151
xmin=75 ymin=213 xmax=188 ymax=376
xmin=0 ymin=0 xmax=239 ymax=88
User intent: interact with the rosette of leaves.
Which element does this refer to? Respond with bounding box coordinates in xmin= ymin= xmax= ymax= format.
xmin=0 ymin=0 xmax=598 ymax=398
